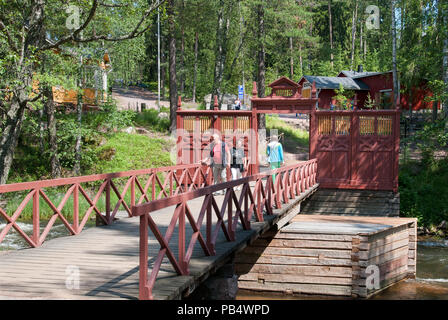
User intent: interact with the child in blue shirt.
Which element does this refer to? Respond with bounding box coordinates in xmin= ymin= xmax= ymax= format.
xmin=266 ymin=135 xmax=284 ymax=183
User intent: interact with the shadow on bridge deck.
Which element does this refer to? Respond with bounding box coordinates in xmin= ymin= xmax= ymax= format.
xmin=0 ymin=184 xmax=317 ymax=300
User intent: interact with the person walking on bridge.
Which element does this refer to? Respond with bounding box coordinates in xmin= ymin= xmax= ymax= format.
xmin=266 ymin=135 xmax=284 ymax=183
xmin=201 ymin=133 xmax=231 ymax=195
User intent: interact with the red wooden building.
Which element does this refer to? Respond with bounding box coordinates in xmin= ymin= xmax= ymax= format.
xmin=176 ymin=76 xmax=401 ymax=192
xmin=298 ymin=68 xmax=441 ymax=111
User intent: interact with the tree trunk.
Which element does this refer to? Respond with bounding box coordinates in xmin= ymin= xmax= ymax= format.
xmin=444 ymin=5 xmax=448 ymax=118
xmin=44 ymin=86 xmax=61 ymax=178
xmin=73 ymin=95 xmax=82 ymax=175
xmin=432 ymin=100 xmax=438 ymax=122
xmin=192 ymin=31 xmax=199 ymax=104
xmin=391 ymin=0 xmax=400 ymax=108
xmin=257 ymin=2 xmax=266 ymax=130
xmin=180 ymin=29 xmax=185 ymax=95
xmin=289 ymin=37 xmax=294 ymax=79
xmin=0 ymin=98 xmax=27 ymax=185
xmin=161 ymin=35 xmax=166 ymax=100
xmin=328 ymin=0 xmax=334 ymax=69
xmin=350 ymin=0 xmax=358 ymax=70
xmin=168 ymin=0 xmax=178 ymax=133
xmin=212 ymin=1 xmax=231 ymax=108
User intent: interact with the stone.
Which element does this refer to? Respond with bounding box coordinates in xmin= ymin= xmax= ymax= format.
xmin=186 ymin=262 xmax=238 ymax=300
xmin=136 ymin=127 xmax=150 ymax=135
xmin=122 ymin=126 xmax=135 ymax=134
xmin=158 ymin=112 xmax=169 ymax=119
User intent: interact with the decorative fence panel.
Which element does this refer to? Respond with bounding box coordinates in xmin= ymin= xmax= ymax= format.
xmin=310 ymin=109 xmax=400 ymax=192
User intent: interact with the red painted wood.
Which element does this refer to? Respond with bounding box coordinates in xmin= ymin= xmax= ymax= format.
xmin=132 ymin=160 xmax=318 ymax=300
xmin=315 ymin=109 xmax=400 ymax=191
xmin=0 ymin=164 xmax=208 ymax=248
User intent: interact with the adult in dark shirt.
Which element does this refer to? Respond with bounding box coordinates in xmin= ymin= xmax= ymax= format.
xmin=230 ymin=139 xmax=247 ymax=190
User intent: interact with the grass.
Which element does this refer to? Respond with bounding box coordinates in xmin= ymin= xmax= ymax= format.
xmin=266 ymin=115 xmax=309 ymax=153
xmin=92 ymin=132 xmax=173 ymax=174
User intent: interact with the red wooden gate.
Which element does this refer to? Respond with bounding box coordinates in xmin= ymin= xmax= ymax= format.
xmin=310 ymin=109 xmax=400 ymax=192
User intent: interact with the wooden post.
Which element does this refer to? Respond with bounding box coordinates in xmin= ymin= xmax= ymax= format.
xmin=139 ymin=214 xmax=152 ymax=300
xmin=213 ymin=95 xmax=218 ymax=111
xmin=178 ymin=202 xmax=187 ymax=273
xmin=105 ymin=179 xmax=111 ymax=225
xmin=73 ymin=184 xmax=79 ymax=233
xmin=32 ymin=189 xmax=40 ymax=247
xmin=131 ymin=176 xmax=136 ymax=208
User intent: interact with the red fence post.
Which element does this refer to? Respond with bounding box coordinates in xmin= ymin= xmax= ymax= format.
xmin=32 ymin=189 xmax=40 ymax=246
xmin=131 ymin=176 xmax=136 ymax=208
xmin=139 ymin=214 xmax=152 ymax=300
xmin=105 ymin=179 xmax=111 ymax=225
xmin=179 ymin=202 xmax=187 ymax=273
xmin=73 ymin=184 xmax=79 ymax=233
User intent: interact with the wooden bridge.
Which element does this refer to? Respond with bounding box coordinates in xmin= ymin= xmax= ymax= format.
xmin=0 ymin=76 xmax=408 ymax=300
xmin=0 ymin=161 xmax=318 ymax=299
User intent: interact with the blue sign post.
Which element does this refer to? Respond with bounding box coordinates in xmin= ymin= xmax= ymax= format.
xmin=238 ymin=85 xmax=244 ymax=101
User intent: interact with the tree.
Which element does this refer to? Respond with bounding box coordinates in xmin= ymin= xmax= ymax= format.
xmin=0 ymin=0 xmax=165 ymax=184
xmin=391 ymin=0 xmax=400 ymax=108
xmin=443 ymin=2 xmax=448 ymax=118
xmin=167 ymin=0 xmax=178 ymax=132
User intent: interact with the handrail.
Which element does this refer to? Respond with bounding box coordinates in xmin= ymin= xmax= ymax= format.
xmin=132 ymin=159 xmax=318 ymax=300
xmin=0 ymin=163 xmax=211 ymax=248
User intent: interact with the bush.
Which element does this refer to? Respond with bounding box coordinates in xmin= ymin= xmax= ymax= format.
xmin=399 ymin=159 xmax=448 ymax=228
xmin=133 ymin=109 xmax=170 ymax=132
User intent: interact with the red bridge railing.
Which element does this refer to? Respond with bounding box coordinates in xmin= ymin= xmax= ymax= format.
xmin=0 ymin=164 xmax=211 ymax=248
xmin=131 ymin=159 xmax=318 ymax=300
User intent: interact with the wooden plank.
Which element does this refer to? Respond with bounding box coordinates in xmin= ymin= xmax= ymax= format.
xmin=359 ymin=246 xmax=408 ymax=267
xmin=238 ymin=280 xmax=352 ymax=296
xmin=235 ymin=263 xmax=353 ymax=277
xmin=250 ymin=238 xmax=352 ymax=249
xmin=360 ymin=238 xmax=409 ymax=259
xmin=265 ymin=232 xmax=354 ymax=242
xmin=238 ymin=273 xmax=353 ymax=285
xmin=238 ymin=246 xmax=352 ymax=259
xmin=235 ymin=254 xmax=352 ymax=267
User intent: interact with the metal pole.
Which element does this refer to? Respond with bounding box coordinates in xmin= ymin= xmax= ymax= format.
xmin=157 ymin=5 xmax=161 ymax=110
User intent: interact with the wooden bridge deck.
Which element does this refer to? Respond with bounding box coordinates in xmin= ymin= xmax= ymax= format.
xmin=0 ymin=185 xmax=317 ymax=300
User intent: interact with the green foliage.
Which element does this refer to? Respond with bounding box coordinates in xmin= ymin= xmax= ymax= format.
xmin=332 ymin=83 xmax=355 ymax=110
xmin=400 ymin=159 xmax=448 ymax=228
xmin=133 ymin=109 xmax=170 ymax=132
xmin=411 ymin=119 xmax=448 ymax=165
xmin=364 ymin=93 xmax=376 ymax=109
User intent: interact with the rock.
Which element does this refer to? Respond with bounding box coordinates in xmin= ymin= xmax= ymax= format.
xmin=98 ymin=125 xmax=109 ymax=133
xmin=204 ymin=94 xmax=212 ymax=109
xmin=136 ymin=127 xmax=150 ymax=135
xmin=203 ymin=93 xmax=238 ymax=110
xmin=122 ymin=126 xmax=135 ymax=134
xmin=437 ymin=220 xmax=447 ymax=231
xmin=98 ymin=137 xmax=107 ymax=147
xmin=158 ymin=112 xmax=169 ymax=119
xmin=417 ymin=227 xmax=426 ymax=236
xmin=186 ymin=263 xmax=238 ymax=300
